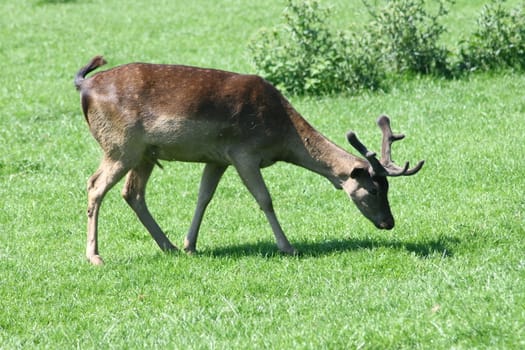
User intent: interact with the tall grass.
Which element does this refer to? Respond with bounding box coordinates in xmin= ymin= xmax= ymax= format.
xmin=0 ymin=0 xmax=524 ymax=348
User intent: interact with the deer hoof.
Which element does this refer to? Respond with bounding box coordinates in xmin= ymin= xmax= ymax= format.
xmin=88 ymin=255 xmax=104 ymax=266
xmin=162 ymin=243 xmax=179 ymax=252
xmin=183 ymin=238 xmax=197 ymax=254
xmin=183 ymin=245 xmax=197 ymax=255
xmin=280 ymin=247 xmax=300 ymax=256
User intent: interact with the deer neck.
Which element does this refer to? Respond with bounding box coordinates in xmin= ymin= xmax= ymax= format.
xmin=285 ymin=109 xmax=361 ymax=189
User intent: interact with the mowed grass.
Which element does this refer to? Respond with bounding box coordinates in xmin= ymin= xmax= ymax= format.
xmin=1 ymin=0 xmax=524 ymax=348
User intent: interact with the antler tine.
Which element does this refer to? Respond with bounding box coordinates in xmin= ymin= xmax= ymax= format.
xmin=403 ymin=160 xmax=425 ymax=176
xmin=346 ymin=132 xmax=373 ymax=158
xmin=377 ymin=115 xmax=404 ymax=164
xmin=376 ymin=115 xmax=424 ymax=177
xmin=346 ymin=131 xmax=385 ymax=176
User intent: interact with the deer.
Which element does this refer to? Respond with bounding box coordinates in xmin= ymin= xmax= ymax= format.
xmin=74 ymin=56 xmax=424 ymax=265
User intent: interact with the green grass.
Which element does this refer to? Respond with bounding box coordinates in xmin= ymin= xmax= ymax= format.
xmin=1 ymin=0 xmax=524 ymax=348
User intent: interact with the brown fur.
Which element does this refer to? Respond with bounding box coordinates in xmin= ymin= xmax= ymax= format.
xmin=75 ymin=56 xmax=423 ymax=265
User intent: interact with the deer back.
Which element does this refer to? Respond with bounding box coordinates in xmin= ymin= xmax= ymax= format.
xmin=79 ymin=63 xmax=297 ymax=164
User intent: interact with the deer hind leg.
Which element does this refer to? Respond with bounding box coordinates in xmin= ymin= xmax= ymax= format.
xmin=122 ymin=159 xmax=178 ymax=252
xmin=232 ymin=156 xmax=296 ymax=255
xmin=86 ymin=158 xmax=129 ymax=265
xmin=184 ymin=163 xmax=227 ymax=254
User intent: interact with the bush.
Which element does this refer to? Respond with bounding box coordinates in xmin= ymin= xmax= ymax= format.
xmin=459 ymin=0 xmax=525 ymax=72
xmin=249 ymin=0 xmax=384 ymax=95
xmin=249 ymin=0 xmax=525 ymax=96
xmin=364 ymin=0 xmax=453 ymax=76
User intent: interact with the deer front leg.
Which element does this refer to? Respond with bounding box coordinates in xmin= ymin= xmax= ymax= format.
xmin=122 ymin=159 xmax=178 ymax=252
xmin=184 ymin=163 xmax=227 ymax=254
xmin=86 ymin=158 xmax=129 ymax=265
xmin=232 ymin=157 xmax=296 ymax=255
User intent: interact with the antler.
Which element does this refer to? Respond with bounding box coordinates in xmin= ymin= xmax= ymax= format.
xmin=347 ymin=115 xmax=424 ymax=177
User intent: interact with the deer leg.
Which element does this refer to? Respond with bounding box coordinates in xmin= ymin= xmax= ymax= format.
xmin=86 ymin=158 xmax=129 ymax=265
xmin=122 ymin=159 xmax=178 ymax=252
xmin=232 ymin=158 xmax=296 ymax=255
xmin=184 ymin=163 xmax=227 ymax=253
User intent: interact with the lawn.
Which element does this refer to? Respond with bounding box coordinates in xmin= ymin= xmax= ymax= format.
xmin=0 ymin=0 xmax=524 ymax=349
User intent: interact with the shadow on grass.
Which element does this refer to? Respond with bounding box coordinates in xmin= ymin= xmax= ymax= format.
xmin=204 ymin=235 xmax=460 ymax=259
xmin=36 ymin=0 xmax=82 ymax=5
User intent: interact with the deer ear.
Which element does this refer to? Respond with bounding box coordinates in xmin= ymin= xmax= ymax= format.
xmin=350 ymin=165 xmax=369 ymax=179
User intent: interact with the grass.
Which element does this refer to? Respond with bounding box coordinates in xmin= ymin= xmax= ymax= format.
xmin=1 ymin=0 xmax=524 ymax=348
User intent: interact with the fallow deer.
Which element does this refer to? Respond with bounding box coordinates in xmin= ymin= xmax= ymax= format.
xmin=75 ymin=56 xmax=424 ymax=265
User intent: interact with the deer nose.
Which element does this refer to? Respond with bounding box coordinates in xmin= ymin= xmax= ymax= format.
xmin=378 ymin=218 xmax=394 ymax=230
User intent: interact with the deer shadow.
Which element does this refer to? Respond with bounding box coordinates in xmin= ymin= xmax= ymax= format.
xmin=36 ymin=0 xmax=82 ymax=5
xmin=203 ymin=234 xmax=460 ymax=259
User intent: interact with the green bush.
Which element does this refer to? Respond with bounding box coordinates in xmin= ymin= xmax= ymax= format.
xmin=459 ymin=0 xmax=525 ymax=72
xmin=249 ymin=0 xmax=525 ymax=95
xmin=249 ymin=0 xmax=384 ymax=95
xmin=364 ymin=0 xmax=453 ymax=76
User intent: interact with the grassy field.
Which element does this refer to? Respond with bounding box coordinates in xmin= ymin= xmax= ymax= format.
xmin=1 ymin=0 xmax=524 ymax=348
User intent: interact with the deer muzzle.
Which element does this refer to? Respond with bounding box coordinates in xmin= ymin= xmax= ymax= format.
xmin=377 ymin=217 xmax=394 ymax=230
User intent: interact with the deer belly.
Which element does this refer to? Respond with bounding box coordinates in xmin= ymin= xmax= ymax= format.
xmin=155 ymin=144 xmax=230 ymax=164
xmin=145 ymin=117 xmax=278 ymax=165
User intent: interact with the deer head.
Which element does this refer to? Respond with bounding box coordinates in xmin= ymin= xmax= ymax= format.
xmin=344 ymin=115 xmax=424 ymax=229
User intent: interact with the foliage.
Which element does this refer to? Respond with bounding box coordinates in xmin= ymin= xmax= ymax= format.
xmin=250 ymin=0 xmax=525 ymax=95
xmin=364 ymin=0 xmax=453 ymax=76
xmin=249 ymin=0 xmax=384 ymax=95
xmin=459 ymin=0 xmax=525 ymax=72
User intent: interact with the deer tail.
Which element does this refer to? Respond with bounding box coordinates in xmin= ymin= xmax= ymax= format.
xmin=74 ymin=55 xmax=107 ymax=91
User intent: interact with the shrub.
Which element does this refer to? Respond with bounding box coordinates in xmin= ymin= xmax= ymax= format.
xmin=249 ymin=0 xmax=525 ymax=96
xmin=459 ymin=0 xmax=525 ymax=72
xmin=363 ymin=0 xmax=453 ymax=76
xmin=249 ymin=0 xmax=384 ymax=95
